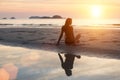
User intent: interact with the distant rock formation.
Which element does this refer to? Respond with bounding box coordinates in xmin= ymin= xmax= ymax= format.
xmin=29 ymin=16 xmax=40 ymax=19
xmin=112 ymin=24 xmax=120 ymax=26
xmin=2 ymin=17 xmax=7 ymax=19
xmin=29 ymin=15 xmax=63 ymax=19
xmin=52 ymin=15 xmax=62 ymax=18
xmin=40 ymin=16 xmax=51 ymax=19
xmin=10 ymin=17 xmax=16 ymax=19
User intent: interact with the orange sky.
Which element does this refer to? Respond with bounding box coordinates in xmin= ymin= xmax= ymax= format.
xmin=0 ymin=0 xmax=120 ymax=19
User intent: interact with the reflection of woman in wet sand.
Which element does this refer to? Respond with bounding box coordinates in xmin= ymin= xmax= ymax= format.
xmin=57 ymin=18 xmax=81 ymax=45
xmin=58 ymin=53 xmax=81 ymax=76
xmin=57 ymin=18 xmax=81 ymax=76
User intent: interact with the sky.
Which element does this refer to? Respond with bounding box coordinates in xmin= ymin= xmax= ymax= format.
xmin=0 ymin=0 xmax=120 ymax=19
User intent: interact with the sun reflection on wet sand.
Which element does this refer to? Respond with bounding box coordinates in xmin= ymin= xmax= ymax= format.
xmin=0 ymin=63 xmax=18 ymax=80
xmin=0 ymin=68 xmax=9 ymax=80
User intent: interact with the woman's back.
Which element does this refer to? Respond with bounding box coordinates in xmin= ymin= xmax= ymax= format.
xmin=62 ymin=25 xmax=75 ymax=44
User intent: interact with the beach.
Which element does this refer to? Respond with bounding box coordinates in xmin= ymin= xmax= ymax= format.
xmin=0 ymin=44 xmax=120 ymax=80
xmin=0 ymin=27 xmax=120 ymax=80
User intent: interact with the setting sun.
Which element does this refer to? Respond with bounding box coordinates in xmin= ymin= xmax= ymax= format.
xmin=91 ymin=5 xmax=102 ymax=18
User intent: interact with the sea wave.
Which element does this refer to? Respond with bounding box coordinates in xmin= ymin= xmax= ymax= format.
xmin=0 ymin=23 xmax=120 ymax=29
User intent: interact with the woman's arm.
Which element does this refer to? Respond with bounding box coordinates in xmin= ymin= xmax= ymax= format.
xmin=58 ymin=53 xmax=64 ymax=63
xmin=58 ymin=53 xmax=65 ymax=69
xmin=57 ymin=29 xmax=64 ymax=45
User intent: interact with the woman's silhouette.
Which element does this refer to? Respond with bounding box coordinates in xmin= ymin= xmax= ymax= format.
xmin=57 ymin=18 xmax=81 ymax=45
xmin=57 ymin=18 xmax=81 ymax=76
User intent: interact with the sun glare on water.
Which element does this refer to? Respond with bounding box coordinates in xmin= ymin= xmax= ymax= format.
xmin=91 ymin=5 xmax=102 ymax=18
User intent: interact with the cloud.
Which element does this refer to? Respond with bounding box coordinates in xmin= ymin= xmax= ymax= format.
xmin=1 ymin=0 xmax=120 ymax=5
xmin=0 ymin=0 xmax=120 ymax=18
xmin=20 ymin=52 xmax=41 ymax=67
xmin=1 ymin=0 xmax=120 ymax=7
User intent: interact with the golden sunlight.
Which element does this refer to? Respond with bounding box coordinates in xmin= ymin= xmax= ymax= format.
xmin=91 ymin=5 xmax=102 ymax=18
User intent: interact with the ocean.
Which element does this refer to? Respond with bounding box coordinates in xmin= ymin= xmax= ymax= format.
xmin=0 ymin=19 xmax=120 ymax=28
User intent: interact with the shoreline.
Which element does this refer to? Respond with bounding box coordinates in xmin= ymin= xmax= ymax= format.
xmin=0 ymin=28 xmax=119 ymax=60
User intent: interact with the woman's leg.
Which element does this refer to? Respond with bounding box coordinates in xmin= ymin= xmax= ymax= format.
xmin=75 ymin=33 xmax=81 ymax=44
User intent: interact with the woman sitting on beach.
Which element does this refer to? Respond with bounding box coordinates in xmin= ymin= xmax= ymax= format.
xmin=57 ymin=18 xmax=81 ymax=45
xmin=57 ymin=18 xmax=81 ymax=76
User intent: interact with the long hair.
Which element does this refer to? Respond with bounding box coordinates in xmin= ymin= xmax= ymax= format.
xmin=64 ymin=18 xmax=72 ymax=26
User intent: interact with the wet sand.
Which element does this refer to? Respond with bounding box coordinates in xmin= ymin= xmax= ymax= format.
xmin=0 ymin=45 xmax=120 ymax=80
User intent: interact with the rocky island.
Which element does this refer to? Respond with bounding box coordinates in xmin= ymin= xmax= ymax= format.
xmin=29 ymin=15 xmax=63 ymax=19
